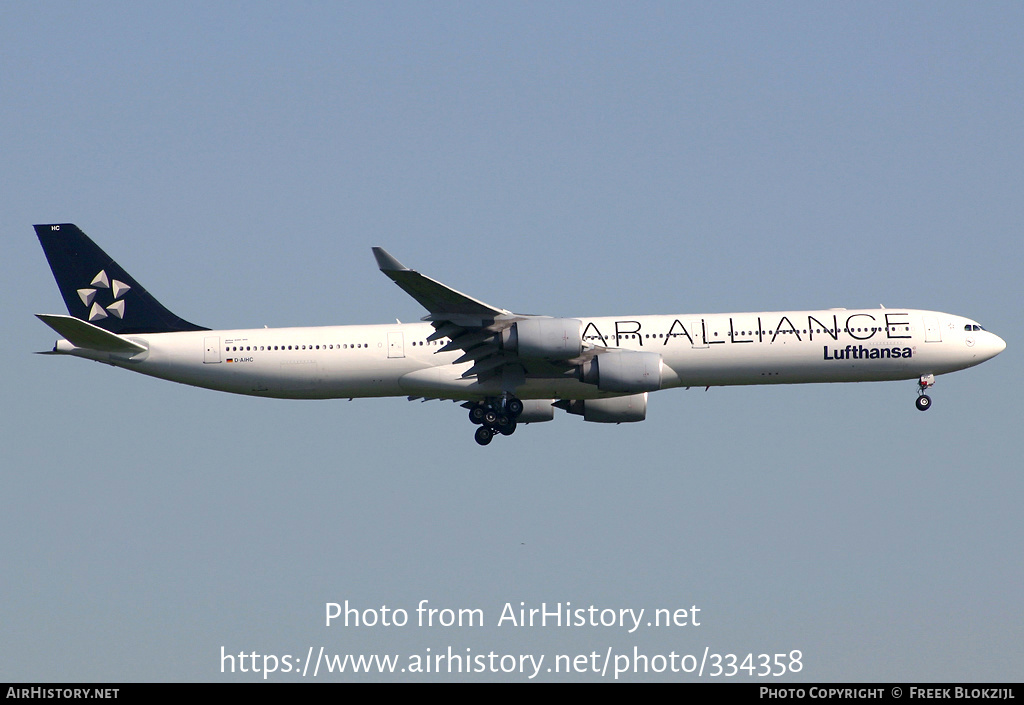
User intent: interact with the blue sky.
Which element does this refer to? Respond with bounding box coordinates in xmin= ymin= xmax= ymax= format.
xmin=2 ymin=2 xmax=1021 ymax=681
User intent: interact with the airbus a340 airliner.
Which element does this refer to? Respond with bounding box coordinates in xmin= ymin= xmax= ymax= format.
xmin=35 ymin=224 xmax=1005 ymax=445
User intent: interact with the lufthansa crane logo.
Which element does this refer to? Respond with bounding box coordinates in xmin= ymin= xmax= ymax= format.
xmin=77 ymin=270 xmax=130 ymax=322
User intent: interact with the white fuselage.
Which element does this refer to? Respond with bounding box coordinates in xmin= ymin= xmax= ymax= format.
xmin=51 ymin=308 xmax=1006 ymax=402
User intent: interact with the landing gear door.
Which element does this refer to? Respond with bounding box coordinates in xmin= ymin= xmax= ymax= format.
xmin=204 ymin=336 xmax=221 ymax=363
xmin=387 ymin=332 xmax=405 ymax=358
xmin=923 ymin=316 xmax=942 ymax=343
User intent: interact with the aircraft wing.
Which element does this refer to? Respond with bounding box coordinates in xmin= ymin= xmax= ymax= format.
xmin=372 ymin=248 xmax=510 ymax=321
xmin=373 ymin=248 xmax=595 ymax=382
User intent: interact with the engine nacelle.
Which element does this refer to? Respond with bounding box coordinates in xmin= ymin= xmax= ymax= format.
xmin=518 ymin=399 xmax=555 ymax=424
xmin=561 ymin=393 xmax=648 ymax=423
xmin=501 ymin=318 xmax=583 ymax=359
xmin=580 ymin=350 xmax=662 ymax=393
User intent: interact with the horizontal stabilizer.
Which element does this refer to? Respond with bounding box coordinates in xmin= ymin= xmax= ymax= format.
xmin=36 ymin=314 xmax=148 ymax=354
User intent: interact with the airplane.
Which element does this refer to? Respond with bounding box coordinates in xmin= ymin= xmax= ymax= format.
xmin=34 ymin=223 xmax=1006 ymax=446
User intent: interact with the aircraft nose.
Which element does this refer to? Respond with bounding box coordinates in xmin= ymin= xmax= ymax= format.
xmin=982 ymin=331 xmax=1007 ymax=359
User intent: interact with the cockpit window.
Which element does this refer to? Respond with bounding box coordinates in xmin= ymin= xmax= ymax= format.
xmin=964 ymin=324 xmax=986 ymax=332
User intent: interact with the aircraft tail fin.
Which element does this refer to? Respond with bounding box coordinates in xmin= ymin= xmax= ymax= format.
xmin=34 ymin=223 xmax=208 ymax=334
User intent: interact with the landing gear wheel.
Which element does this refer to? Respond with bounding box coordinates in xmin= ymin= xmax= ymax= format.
xmin=475 ymin=426 xmax=494 ymax=445
xmin=498 ymin=420 xmax=517 ymax=436
xmin=916 ymin=395 xmax=932 ymax=411
xmin=506 ymin=398 xmax=524 ymax=417
xmin=483 ymin=409 xmax=498 ymax=426
xmin=469 ymin=405 xmax=486 ymax=425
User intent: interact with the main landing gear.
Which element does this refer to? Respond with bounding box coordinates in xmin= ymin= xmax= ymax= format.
xmin=469 ymin=396 xmax=524 ymax=445
xmin=916 ymin=374 xmax=935 ymax=411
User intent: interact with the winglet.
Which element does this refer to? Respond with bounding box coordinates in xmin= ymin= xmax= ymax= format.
xmin=372 ymin=247 xmax=408 ymax=272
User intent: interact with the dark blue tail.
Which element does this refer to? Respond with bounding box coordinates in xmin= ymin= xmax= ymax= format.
xmin=35 ymin=223 xmax=208 ymax=334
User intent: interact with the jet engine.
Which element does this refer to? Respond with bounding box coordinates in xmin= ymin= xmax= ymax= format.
xmin=517 ymin=399 xmax=556 ymax=424
xmin=579 ymin=350 xmax=662 ymax=393
xmin=501 ymin=318 xmax=583 ymax=359
xmin=558 ymin=393 xmax=648 ymax=423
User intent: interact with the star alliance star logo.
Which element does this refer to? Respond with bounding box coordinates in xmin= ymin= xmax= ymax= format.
xmin=77 ymin=270 xmax=130 ymax=322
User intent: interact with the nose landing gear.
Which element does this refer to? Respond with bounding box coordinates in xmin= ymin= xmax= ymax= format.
xmin=916 ymin=374 xmax=935 ymax=411
xmin=469 ymin=395 xmax=523 ymax=445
